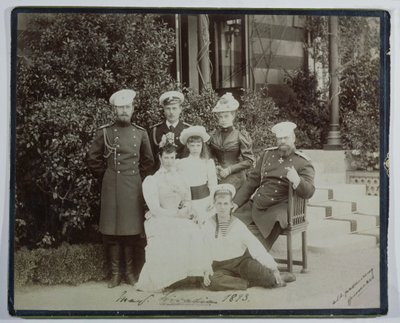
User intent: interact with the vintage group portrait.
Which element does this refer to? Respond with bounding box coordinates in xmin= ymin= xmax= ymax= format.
xmin=8 ymin=7 xmax=389 ymax=318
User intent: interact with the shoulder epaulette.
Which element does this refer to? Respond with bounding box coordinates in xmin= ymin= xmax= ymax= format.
xmin=150 ymin=121 xmax=164 ymax=128
xmin=132 ymin=123 xmax=146 ymax=131
xmin=264 ymin=147 xmax=278 ymax=151
xmin=295 ymin=150 xmax=311 ymax=161
xmin=98 ymin=123 xmax=113 ymax=130
xmin=182 ymin=121 xmax=191 ymax=127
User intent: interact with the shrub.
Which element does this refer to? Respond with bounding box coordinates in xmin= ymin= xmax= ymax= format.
xmin=14 ymin=247 xmax=37 ymax=287
xmin=237 ymin=87 xmax=280 ymax=154
xmin=16 ymin=13 xmax=175 ymax=247
xmin=14 ymin=243 xmax=107 ymax=286
xmin=182 ymin=87 xmax=220 ymax=131
xmin=16 ymin=98 xmax=111 ymax=248
xmin=340 ymin=56 xmax=380 ymax=171
xmin=278 ymin=70 xmax=330 ymax=149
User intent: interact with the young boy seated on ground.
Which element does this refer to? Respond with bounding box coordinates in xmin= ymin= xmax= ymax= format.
xmin=202 ymin=184 xmax=296 ymax=291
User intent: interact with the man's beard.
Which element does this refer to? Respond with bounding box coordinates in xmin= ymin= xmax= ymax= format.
xmin=116 ymin=115 xmax=131 ymax=125
xmin=278 ymin=144 xmax=294 ymax=157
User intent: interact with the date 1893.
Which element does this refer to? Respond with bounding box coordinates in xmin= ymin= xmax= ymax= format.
xmin=221 ymin=293 xmax=249 ymax=303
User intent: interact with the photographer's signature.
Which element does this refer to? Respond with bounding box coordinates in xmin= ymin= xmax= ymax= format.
xmin=332 ymin=268 xmax=375 ymax=306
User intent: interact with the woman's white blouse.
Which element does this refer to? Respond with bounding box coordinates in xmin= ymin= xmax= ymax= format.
xmin=142 ymin=168 xmax=190 ymax=218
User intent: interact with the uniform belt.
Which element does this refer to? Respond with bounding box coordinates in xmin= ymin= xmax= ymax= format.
xmin=107 ymin=168 xmax=139 ymax=175
xmin=190 ymin=183 xmax=210 ymax=200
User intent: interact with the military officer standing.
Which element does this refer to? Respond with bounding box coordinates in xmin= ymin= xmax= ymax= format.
xmin=233 ymin=121 xmax=315 ymax=250
xmin=149 ymin=91 xmax=190 ymax=170
xmin=87 ymin=89 xmax=154 ymax=288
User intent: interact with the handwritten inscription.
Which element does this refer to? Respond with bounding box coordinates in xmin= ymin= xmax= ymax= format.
xmin=159 ymin=291 xmax=218 ymax=306
xmin=221 ymin=293 xmax=249 ymax=303
xmin=115 ymin=290 xmax=251 ymax=307
xmin=115 ymin=291 xmax=155 ymax=306
xmin=332 ymin=268 xmax=375 ymax=306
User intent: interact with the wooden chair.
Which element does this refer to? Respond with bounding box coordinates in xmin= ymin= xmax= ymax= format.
xmin=248 ymin=187 xmax=308 ymax=273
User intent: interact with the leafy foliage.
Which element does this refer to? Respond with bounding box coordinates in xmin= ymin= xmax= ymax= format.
xmin=16 ymin=13 xmax=175 ymax=248
xmin=278 ymin=70 xmax=330 ymax=149
xmin=237 ymin=87 xmax=280 ymax=154
xmin=14 ymin=243 xmax=107 ymax=287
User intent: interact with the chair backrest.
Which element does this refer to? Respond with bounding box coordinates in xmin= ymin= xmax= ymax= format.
xmin=287 ymin=187 xmax=307 ymax=228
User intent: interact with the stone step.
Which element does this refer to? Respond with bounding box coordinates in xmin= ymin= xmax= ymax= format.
xmin=315 ymin=172 xmax=347 ymax=186
xmin=309 ymin=188 xmax=333 ymax=203
xmin=354 ymin=227 xmax=380 ymax=244
xmin=324 ymin=184 xmax=367 ymax=200
xmin=308 ymin=234 xmax=378 ymax=253
xmin=307 ymin=205 xmax=331 ymax=222
xmin=308 ymin=218 xmax=353 ymax=238
xmin=332 ymin=212 xmax=379 ymax=232
xmin=309 ymin=200 xmax=356 ymax=217
xmin=353 ymin=196 xmax=380 ymax=215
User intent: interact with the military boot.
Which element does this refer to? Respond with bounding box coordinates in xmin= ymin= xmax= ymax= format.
xmin=124 ymin=245 xmax=137 ymax=285
xmin=108 ymin=244 xmax=122 ymax=288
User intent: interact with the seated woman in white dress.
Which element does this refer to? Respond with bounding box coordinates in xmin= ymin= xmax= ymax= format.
xmin=134 ymin=136 xmax=211 ymax=292
xmin=177 ymin=126 xmax=218 ymax=224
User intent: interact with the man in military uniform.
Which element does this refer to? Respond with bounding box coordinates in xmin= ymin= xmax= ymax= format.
xmin=149 ymin=91 xmax=190 ymax=170
xmin=87 ymin=89 xmax=154 ymax=288
xmin=233 ymin=121 xmax=315 ymax=250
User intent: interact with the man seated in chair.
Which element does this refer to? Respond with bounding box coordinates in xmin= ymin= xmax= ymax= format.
xmin=232 ymin=121 xmax=315 ymax=251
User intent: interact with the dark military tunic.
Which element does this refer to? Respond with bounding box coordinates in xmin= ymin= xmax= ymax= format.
xmin=149 ymin=120 xmax=190 ymax=170
xmin=209 ymin=126 xmax=255 ymax=191
xmin=87 ymin=122 xmax=154 ymax=236
xmin=233 ymin=147 xmax=315 ymax=238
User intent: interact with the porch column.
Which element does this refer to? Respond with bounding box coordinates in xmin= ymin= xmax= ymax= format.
xmin=324 ymin=16 xmax=342 ymax=150
xmin=197 ymin=14 xmax=212 ymax=90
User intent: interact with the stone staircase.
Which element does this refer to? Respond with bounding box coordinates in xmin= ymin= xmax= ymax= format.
xmin=271 ymin=150 xmax=380 ymax=255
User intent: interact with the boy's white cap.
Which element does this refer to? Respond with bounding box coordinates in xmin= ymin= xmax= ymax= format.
xmin=271 ymin=121 xmax=297 ymax=137
xmin=109 ymin=89 xmax=136 ymax=106
xmin=213 ymin=183 xmax=236 ymax=198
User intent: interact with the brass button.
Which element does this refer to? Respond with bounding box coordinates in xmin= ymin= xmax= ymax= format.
xmin=278 ymin=181 xmax=281 ymax=184
xmin=118 ymin=153 xmax=121 ymax=156
xmin=117 ymin=171 xmax=121 ymax=174
xmin=134 ymin=144 xmax=136 ymax=147
xmin=132 ymin=170 xmax=135 ymax=174
xmin=116 ymin=145 xmax=120 ymax=148
xmin=114 ymin=129 xmax=117 ymax=132
xmin=271 ymin=198 xmax=274 ymax=201
xmin=275 ymin=190 xmax=277 ymax=192
xmin=133 ymin=161 xmax=136 ymax=164
xmin=289 ymin=159 xmax=292 ymax=162
xmin=117 ymin=162 xmax=121 ymax=165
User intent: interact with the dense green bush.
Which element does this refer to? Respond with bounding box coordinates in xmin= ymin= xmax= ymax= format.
xmin=278 ymin=70 xmax=330 ymax=149
xmin=14 ymin=243 xmax=107 ymax=287
xmin=16 ymin=98 xmax=111 ymax=248
xmin=340 ymin=56 xmax=380 ymax=167
xmin=237 ymin=87 xmax=280 ymax=154
xmin=16 ymin=13 xmax=175 ymax=247
xmin=182 ymin=87 xmax=220 ymax=130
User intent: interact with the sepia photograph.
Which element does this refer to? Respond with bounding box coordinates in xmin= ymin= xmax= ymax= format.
xmin=9 ymin=7 xmax=389 ymax=317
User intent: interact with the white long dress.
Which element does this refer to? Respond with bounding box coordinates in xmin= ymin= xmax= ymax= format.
xmin=134 ymin=167 xmax=209 ymax=292
xmin=177 ymin=156 xmax=218 ymax=223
